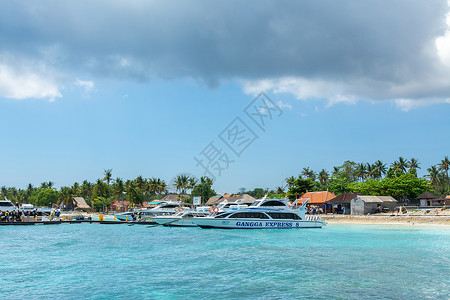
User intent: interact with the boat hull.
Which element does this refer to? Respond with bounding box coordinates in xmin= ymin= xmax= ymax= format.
xmin=152 ymin=217 xmax=199 ymax=227
xmin=192 ymin=218 xmax=323 ymax=229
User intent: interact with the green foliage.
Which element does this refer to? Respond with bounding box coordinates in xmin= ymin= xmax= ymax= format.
xmin=350 ymin=173 xmax=429 ymax=199
xmin=91 ymin=197 xmax=111 ymax=212
xmin=191 ymin=182 xmax=216 ymax=205
xmin=286 ymin=178 xmax=316 ymax=200
xmin=29 ymin=188 xmax=59 ymax=207
xmin=246 ymin=188 xmax=267 ymax=199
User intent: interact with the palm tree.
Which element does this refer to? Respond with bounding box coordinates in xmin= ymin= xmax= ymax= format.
xmin=285 ymin=176 xmax=296 ymax=187
xmin=301 ymin=167 xmax=315 ymax=181
xmin=398 ymin=157 xmax=409 ymax=173
xmin=71 ymin=182 xmax=80 ymax=196
xmin=174 ymin=175 xmax=189 ymax=194
xmin=439 ymin=156 xmax=450 ymax=192
xmin=188 ymin=177 xmax=198 ymax=192
xmin=318 ymin=169 xmax=329 ymax=186
xmin=373 ymin=160 xmax=386 ymax=179
xmin=332 ymin=166 xmax=340 ymax=177
xmin=59 ymin=186 xmax=74 ymax=209
xmin=200 ymin=176 xmax=214 ymax=186
xmin=125 ymin=180 xmax=140 ymax=206
xmin=103 ymin=169 xmax=112 ymax=211
xmin=276 ymin=186 xmax=285 ymax=194
xmin=427 ymin=166 xmax=441 ymax=190
xmin=81 ymin=180 xmax=93 ymax=206
xmin=409 ymin=158 xmax=420 ymax=170
xmin=355 ymin=163 xmax=367 ymax=182
xmin=113 ymin=177 xmax=125 ymax=211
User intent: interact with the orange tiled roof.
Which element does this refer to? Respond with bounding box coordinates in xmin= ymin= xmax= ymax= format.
xmin=297 ymin=191 xmax=335 ymax=204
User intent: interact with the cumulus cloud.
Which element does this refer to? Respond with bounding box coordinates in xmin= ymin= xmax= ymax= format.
xmin=0 ymin=55 xmax=62 ymax=101
xmin=0 ymin=0 xmax=449 ymax=107
xmin=75 ymin=79 xmax=95 ymax=96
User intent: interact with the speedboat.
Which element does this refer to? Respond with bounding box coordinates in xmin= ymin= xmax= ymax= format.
xmin=151 ymin=211 xmax=210 ymax=227
xmin=191 ymin=198 xmax=324 ymax=229
xmin=115 ymin=201 xmax=188 ymax=221
xmin=0 ymin=198 xmax=17 ymax=212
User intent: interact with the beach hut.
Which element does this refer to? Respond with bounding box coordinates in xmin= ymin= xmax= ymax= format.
xmin=73 ymin=197 xmax=91 ymax=212
xmin=160 ymin=193 xmax=190 ymax=203
xmin=206 ymin=196 xmax=223 ymax=206
xmin=229 ymin=194 xmax=257 ymax=205
xmin=296 ymin=191 xmax=335 ymax=213
xmin=431 ymin=195 xmax=450 ymax=206
xmin=416 ymin=191 xmax=436 ymax=207
xmin=350 ymin=196 xmax=397 ymax=215
xmin=326 ymin=192 xmax=360 ymax=214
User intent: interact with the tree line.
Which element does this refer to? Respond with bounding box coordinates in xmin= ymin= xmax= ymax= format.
xmin=238 ymin=156 xmax=449 ymax=201
xmin=1 ymin=156 xmax=448 ymax=209
xmin=0 ymin=170 xmax=215 ymax=211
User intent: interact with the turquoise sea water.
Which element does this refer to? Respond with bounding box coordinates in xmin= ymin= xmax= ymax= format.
xmin=0 ymin=223 xmax=449 ymax=299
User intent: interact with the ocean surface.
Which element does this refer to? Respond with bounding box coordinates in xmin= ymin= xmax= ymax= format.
xmin=0 ymin=223 xmax=449 ymax=299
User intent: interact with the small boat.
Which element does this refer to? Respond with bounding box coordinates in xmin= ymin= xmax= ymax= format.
xmin=0 ymin=198 xmax=17 ymax=212
xmin=191 ymin=198 xmax=324 ymax=229
xmin=151 ymin=211 xmax=210 ymax=227
xmin=115 ymin=201 xmax=188 ymax=221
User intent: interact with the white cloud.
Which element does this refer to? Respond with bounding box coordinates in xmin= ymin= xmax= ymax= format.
xmin=75 ymin=79 xmax=94 ymax=95
xmin=395 ymin=98 xmax=450 ymax=112
xmin=435 ymin=4 xmax=450 ymax=66
xmin=242 ymin=77 xmax=358 ymax=106
xmin=0 ymin=59 xmax=62 ymax=102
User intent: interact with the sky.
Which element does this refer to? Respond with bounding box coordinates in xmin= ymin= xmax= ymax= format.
xmin=1 ymin=0 xmax=450 ymax=194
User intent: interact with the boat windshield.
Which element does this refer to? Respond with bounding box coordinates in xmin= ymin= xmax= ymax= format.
xmin=266 ymin=212 xmax=302 ymax=220
xmin=158 ymin=203 xmax=179 ymax=209
xmin=250 ymin=201 xmax=261 ymax=207
xmin=215 ymin=212 xmax=232 ymax=218
xmin=259 ymin=200 xmax=287 ymax=207
xmin=0 ymin=201 xmax=15 ymax=207
xmin=228 ymin=212 xmax=269 ymax=219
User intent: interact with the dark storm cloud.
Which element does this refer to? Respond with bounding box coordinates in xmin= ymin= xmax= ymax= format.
xmin=0 ymin=0 xmax=449 ymax=104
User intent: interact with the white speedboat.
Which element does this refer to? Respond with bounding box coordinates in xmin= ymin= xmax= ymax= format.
xmin=115 ymin=201 xmax=188 ymax=221
xmin=192 ymin=198 xmax=324 ymax=229
xmin=0 ymin=198 xmax=17 ymax=212
xmin=151 ymin=211 xmax=210 ymax=227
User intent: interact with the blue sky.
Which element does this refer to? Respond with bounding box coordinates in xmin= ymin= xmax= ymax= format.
xmin=1 ymin=1 xmax=450 ymax=193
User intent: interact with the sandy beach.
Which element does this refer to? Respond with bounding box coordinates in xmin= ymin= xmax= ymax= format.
xmin=322 ymin=208 xmax=450 ymax=226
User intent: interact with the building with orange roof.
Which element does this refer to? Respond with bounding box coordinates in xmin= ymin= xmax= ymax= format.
xmin=294 ymin=191 xmax=335 ymax=213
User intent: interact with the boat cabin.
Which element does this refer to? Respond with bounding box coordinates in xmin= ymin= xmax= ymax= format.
xmin=214 ymin=210 xmax=303 ymax=220
xmin=249 ymin=198 xmax=290 ymax=209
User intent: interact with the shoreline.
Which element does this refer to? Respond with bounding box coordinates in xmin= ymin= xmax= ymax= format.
xmin=321 ymin=214 xmax=450 ymax=226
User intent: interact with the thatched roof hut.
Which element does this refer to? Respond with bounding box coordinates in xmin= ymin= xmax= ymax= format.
xmin=73 ymin=197 xmax=91 ymax=212
xmin=160 ymin=193 xmax=189 ymax=202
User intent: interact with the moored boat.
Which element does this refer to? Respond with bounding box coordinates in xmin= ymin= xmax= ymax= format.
xmin=115 ymin=201 xmax=188 ymax=221
xmin=192 ymin=198 xmax=324 ymax=229
xmin=151 ymin=211 xmax=210 ymax=227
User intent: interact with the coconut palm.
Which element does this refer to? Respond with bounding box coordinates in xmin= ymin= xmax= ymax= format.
xmin=59 ymin=186 xmax=74 ymax=209
xmin=355 ymin=163 xmax=367 ymax=182
xmin=409 ymin=158 xmax=420 ymax=170
xmin=174 ymin=175 xmax=190 ymax=194
xmin=373 ymin=160 xmax=387 ymax=179
xmin=318 ymin=169 xmax=329 ymax=186
xmin=113 ymin=177 xmax=125 ymax=211
xmin=103 ymin=169 xmax=113 ymax=211
xmin=427 ymin=166 xmax=441 ymax=189
xmin=301 ymin=167 xmax=315 ymax=181
xmin=200 ymin=176 xmax=214 ymax=186
xmin=285 ymin=176 xmax=296 ymax=187
xmin=439 ymin=156 xmax=450 ymax=191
